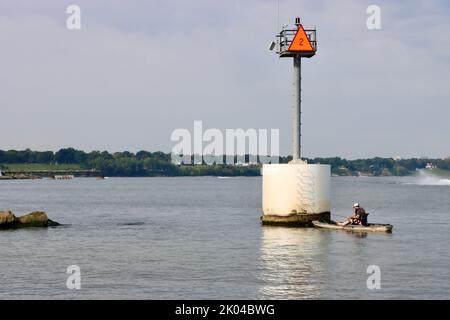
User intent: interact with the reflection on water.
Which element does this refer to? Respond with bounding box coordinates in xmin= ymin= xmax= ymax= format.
xmin=343 ymin=231 xmax=368 ymax=239
xmin=258 ymin=226 xmax=331 ymax=299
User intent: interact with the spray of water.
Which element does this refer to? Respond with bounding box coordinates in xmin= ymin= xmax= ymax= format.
xmin=408 ymin=169 xmax=450 ymax=186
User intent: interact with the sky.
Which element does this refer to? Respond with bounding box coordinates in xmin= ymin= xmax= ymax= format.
xmin=0 ymin=0 xmax=449 ymax=159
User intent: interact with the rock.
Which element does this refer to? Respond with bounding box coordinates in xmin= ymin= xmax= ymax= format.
xmin=0 ymin=210 xmax=60 ymax=229
xmin=0 ymin=210 xmax=17 ymax=227
xmin=17 ymin=211 xmax=50 ymax=227
xmin=47 ymin=219 xmax=60 ymax=227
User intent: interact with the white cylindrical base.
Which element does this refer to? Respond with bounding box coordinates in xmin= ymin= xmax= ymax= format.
xmin=261 ymin=163 xmax=331 ymax=226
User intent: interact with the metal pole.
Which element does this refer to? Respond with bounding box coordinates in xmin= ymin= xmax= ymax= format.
xmin=292 ymin=55 xmax=301 ymax=160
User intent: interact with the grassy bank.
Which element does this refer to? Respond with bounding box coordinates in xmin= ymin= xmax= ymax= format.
xmin=3 ymin=163 xmax=83 ymax=172
xmin=3 ymin=162 xmax=450 ymax=178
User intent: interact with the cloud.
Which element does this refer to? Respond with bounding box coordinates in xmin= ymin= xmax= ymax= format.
xmin=0 ymin=0 xmax=449 ymax=158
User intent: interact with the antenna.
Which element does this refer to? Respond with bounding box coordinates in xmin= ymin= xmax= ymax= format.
xmin=276 ymin=0 xmax=280 ymax=34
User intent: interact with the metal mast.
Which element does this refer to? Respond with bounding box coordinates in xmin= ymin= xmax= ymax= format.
xmin=293 ymin=55 xmax=301 ymax=160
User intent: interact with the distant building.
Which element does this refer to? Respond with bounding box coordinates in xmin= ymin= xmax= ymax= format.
xmin=393 ymin=156 xmax=402 ymax=161
xmin=425 ymin=162 xmax=437 ymax=169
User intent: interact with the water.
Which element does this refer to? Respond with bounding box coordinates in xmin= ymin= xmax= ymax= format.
xmin=0 ymin=176 xmax=449 ymax=299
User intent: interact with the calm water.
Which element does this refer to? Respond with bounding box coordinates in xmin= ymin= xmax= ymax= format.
xmin=0 ymin=175 xmax=449 ymax=299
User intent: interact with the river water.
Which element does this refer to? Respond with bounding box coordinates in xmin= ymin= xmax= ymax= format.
xmin=0 ymin=175 xmax=449 ymax=299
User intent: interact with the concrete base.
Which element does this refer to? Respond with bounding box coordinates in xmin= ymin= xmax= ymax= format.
xmin=261 ymin=163 xmax=331 ymax=228
xmin=261 ymin=212 xmax=330 ymax=227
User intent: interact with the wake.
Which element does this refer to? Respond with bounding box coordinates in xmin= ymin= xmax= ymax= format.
xmin=404 ymin=169 xmax=450 ymax=186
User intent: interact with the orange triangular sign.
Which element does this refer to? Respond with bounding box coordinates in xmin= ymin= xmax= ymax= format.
xmin=288 ymin=25 xmax=314 ymax=52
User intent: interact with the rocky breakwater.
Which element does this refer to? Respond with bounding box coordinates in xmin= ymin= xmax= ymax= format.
xmin=0 ymin=173 xmax=41 ymax=180
xmin=0 ymin=211 xmax=59 ymax=229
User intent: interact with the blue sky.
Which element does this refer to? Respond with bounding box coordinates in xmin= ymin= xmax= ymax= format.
xmin=0 ymin=0 xmax=449 ymax=158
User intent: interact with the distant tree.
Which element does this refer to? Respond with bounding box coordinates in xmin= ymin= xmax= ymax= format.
xmin=35 ymin=151 xmax=54 ymax=163
xmin=55 ymin=148 xmax=86 ymax=164
xmin=113 ymin=151 xmax=135 ymax=159
xmin=136 ymin=150 xmax=152 ymax=160
xmin=3 ymin=150 xmax=20 ymax=163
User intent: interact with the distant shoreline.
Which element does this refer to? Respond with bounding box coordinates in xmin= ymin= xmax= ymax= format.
xmin=1 ymin=165 xmax=449 ymax=180
xmin=1 ymin=148 xmax=449 ymax=178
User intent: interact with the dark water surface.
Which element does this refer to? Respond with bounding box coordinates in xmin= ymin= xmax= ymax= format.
xmin=0 ymin=176 xmax=449 ymax=299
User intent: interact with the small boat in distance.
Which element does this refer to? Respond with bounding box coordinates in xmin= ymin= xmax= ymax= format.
xmin=312 ymin=220 xmax=393 ymax=233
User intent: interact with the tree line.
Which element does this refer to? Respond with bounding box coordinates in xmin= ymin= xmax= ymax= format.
xmin=301 ymin=157 xmax=450 ymax=176
xmin=0 ymin=148 xmax=260 ymax=177
xmin=0 ymin=148 xmax=449 ymax=177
